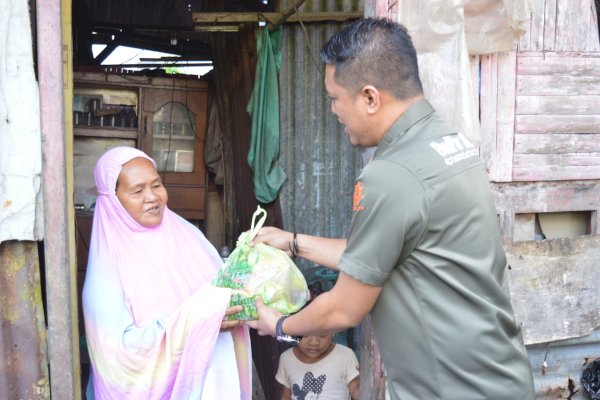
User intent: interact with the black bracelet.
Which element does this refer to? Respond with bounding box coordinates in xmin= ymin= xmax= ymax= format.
xmin=289 ymin=232 xmax=298 ymax=257
xmin=276 ymin=315 xmax=301 ymax=344
xmin=276 ymin=315 xmax=288 ymax=337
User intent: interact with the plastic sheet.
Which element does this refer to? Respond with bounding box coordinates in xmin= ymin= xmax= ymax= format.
xmin=397 ymin=0 xmax=532 ymax=145
xmin=0 ymin=0 xmax=44 ymax=243
xmin=465 ymin=0 xmax=533 ymax=55
xmin=212 ymin=206 xmax=310 ymax=320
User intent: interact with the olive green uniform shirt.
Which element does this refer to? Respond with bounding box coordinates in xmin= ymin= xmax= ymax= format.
xmin=339 ymin=99 xmax=535 ymax=400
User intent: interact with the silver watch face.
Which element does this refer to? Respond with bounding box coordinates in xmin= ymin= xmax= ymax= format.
xmin=277 ymin=334 xmax=301 ymax=344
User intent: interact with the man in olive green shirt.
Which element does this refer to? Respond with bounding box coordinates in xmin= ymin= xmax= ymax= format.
xmin=248 ymin=17 xmax=535 ymax=399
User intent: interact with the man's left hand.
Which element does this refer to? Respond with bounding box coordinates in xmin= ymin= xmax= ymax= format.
xmin=246 ymin=298 xmax=281 ymax=337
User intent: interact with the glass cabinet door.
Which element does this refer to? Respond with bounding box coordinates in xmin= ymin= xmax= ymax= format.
xmin=141 ymin=87 xmax=207 ymax=187
xmin=140 ymin=85 xmax=207 ymax=220
xmin=152 ymin=102 xmax=196 ymax=173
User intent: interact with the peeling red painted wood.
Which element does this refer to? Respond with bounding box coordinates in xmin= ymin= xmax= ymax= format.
xmin=514 ymin=133 xmax=600 ymax=154
xmin=513 ymin=151 xmax=600 ymax=183
xmin=490 ymin=181 xmax=600 ymax=213
xmin=543 ymin=0 xmax=557 ymax=51
xmin=479 ymin=53 xmax=499 ymax=177
xmin=517 ymin=53 xmax=600 ymax=76
xmin=555 ymin=0 xmax=600 ymax=51
xmin=37 ymin=0 xmax=80 ymax=398
xmin=494 ymin=51 xmax=517 ymax=182
xmin=518 ymin=0 xmax=599 ymax=53
xmin=530 ymin=0 xmax=545 ymax=50
xmin=517 ymin=74 xmax=600 ymax=96
xmin=516 ymin=94 xmax=600 ymax=115
xmin=515 ymin=115 xmax=600 ymax=134
xmin=514 ymin=152 xmax=600 ymax=168
xmin=469 ymin=55 xmax=480 ymax=119
xmin=513 ymin=163 xmax=600 ymax=181
xmin=359 ymin=315 xmax=386 ymax=400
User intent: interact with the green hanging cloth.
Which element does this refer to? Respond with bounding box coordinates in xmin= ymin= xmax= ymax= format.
xmin=246 ymin=26 xmax=286 ymax=204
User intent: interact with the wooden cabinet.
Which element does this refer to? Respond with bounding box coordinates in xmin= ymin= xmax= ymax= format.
xmin=73 ymin=71 xmax=209 ymax=220
xmin=139 ymin=87 xmax=208 ymax=220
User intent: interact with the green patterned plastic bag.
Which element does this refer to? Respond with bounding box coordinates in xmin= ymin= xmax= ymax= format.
xmin=212 ymin=206 xmax=310 ymax=320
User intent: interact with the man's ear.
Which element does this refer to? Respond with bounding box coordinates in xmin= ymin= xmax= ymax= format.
xmin=361 ymin=85 xmax=380 ymax=114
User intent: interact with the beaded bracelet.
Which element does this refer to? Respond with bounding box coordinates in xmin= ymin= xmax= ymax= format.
xmin=289 ymin=232 xmax=298 ymax=257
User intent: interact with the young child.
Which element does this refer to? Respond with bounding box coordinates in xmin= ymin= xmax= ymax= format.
xmin=275 ymin=332 xmax=360 ymax=399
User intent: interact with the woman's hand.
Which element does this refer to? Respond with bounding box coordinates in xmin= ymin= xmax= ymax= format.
xmin=220 ymin=305 xmax=244 ymax=331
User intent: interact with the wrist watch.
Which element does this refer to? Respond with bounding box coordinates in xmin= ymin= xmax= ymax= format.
xmin=276 ymin=315 xmax=301 ymax=344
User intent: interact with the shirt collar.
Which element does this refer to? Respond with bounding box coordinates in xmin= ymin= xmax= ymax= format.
xmin=380 ymin=98 xmax=435 ymax=146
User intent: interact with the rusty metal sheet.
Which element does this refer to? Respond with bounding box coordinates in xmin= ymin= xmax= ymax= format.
xmin=0 ymin=241 xmax=50 ymax=399
xmin=505 ymin=235 xmax=600 ymax=345
xmin=527 ymin=329 xmax=600 ymax=399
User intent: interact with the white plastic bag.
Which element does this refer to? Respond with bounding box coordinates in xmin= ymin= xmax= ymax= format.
xmin=212 ymin=206 xmax=310 ymax=320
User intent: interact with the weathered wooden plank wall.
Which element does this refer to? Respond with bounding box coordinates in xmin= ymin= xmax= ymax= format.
xmin=484 ymin=1 xmax=600 ymax=398
xmin=481 ymin=0 xmax=600 ymax=183
xmin=479 ymin=51 xmax=517 ymax=182
xmin=514 ymin=53 xmax=600 ymax=181
xmin=518 ymin=0 xmax=600 ymax=52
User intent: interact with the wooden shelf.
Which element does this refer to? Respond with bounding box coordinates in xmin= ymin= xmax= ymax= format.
xmin=74 ymin=126 xmax=138 ymax=139
xmin=153 ymin=134 xmax=195 ymax=140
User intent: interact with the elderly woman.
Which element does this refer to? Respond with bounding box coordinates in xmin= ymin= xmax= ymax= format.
xmin=83 ymin=146 xmax=251 ymax=399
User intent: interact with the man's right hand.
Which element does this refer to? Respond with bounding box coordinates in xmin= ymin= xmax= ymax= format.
xmin=249 ymin=226 xmax=294 ymax=257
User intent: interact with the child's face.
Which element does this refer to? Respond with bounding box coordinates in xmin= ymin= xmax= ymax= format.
xmin=296 ymin=334 xmax=333 ymax=362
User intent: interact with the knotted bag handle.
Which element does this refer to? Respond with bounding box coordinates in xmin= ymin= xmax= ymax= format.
xmin=248 ymin=205 xmax=267 ymax=240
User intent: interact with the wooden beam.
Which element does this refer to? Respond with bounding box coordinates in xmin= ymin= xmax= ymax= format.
xmin=192 ymin=11 xmax=363 ymax=25
xmin=194 ymin=25 xmax=240 ymax=32
xmin=269 ymin=0 xmax=308 ymax=32
xmin=139 ymin=56 xmax=212 ymax=63
xmin=37 ymin=0 xmax=80 ymax=397
xmin=93 ymin=32 xmax=127 ymax=65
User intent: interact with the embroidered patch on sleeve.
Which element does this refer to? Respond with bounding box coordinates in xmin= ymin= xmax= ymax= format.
xmin=353 ymin=181 xmax=365 ymax=211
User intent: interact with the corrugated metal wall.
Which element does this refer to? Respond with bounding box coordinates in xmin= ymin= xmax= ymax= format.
xmin=277 ymin=0 xmax=366 ymax=373
xmin=278 ymin=0 xmax=364 ymax=274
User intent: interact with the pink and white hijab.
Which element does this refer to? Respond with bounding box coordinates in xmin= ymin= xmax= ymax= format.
xmin=83 ymin=146 xmax=251 ymax=399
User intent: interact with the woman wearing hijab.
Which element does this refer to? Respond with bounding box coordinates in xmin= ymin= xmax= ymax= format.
xmin=83 ymin=146 xmax=251 ymax=399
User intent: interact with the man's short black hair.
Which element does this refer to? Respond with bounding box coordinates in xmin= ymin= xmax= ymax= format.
xmin=320 ymin=17 xmax=423 ymax=100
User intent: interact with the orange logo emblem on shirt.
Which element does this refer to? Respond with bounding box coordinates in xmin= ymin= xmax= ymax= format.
xmin=353 ymin=182 xmax=365 ymax=211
